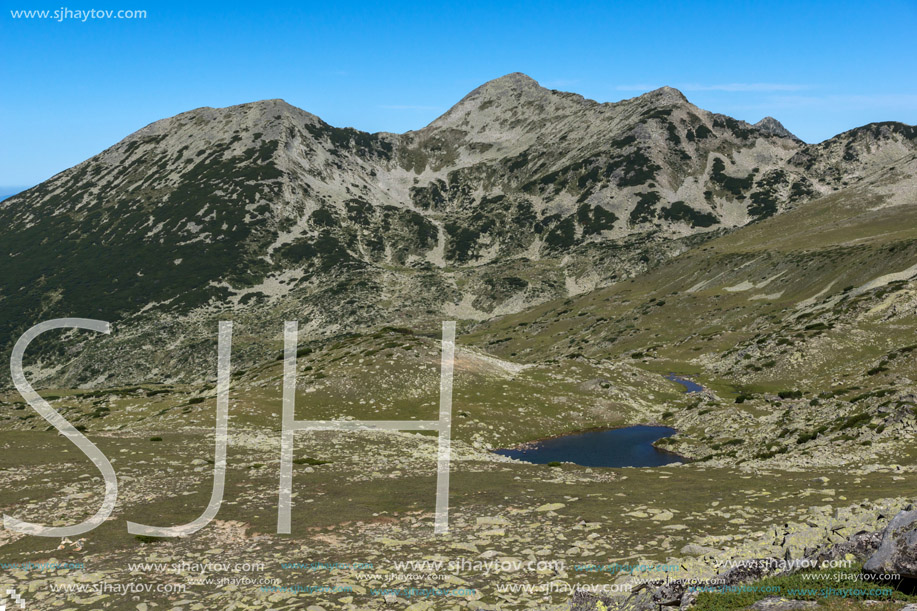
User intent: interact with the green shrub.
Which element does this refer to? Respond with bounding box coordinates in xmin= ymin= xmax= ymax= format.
xmin=292 ymin=457 xmax=330 ymax=466
xmin=804 ymin=322 xmax=831 ymax=331
xmin=836 ymin=412 xmax=871 ymax=431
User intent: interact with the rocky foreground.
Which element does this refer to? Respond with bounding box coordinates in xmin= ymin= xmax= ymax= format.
xmin=0 ymin=418 xmax=914 ymax=610
xmin=574 ymin=500 xmax=917 ymax=611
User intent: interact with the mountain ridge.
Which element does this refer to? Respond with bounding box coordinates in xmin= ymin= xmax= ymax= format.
xmin=1 ymin=73 xmax=915 ymax=387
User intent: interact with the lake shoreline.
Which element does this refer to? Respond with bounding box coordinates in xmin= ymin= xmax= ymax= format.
xmin=492 ymin=424 xmax=691 ymax=468
xmin=492 ymin=421 xmax=677 ymax=452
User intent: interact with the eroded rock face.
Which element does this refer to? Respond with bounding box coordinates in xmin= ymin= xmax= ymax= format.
xmin=864 ymin=508 xmax=917 ymax=578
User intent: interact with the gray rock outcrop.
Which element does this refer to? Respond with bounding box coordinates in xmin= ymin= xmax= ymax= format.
xmin=864 ymin=508 xmax=917 ymax=578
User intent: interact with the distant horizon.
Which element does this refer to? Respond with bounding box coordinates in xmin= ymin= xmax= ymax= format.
xmin=0 ymin=188 xmax=30 ymax=199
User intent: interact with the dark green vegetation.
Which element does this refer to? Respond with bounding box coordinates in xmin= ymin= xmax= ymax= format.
xmin=659 ymin=200 xmax=718 ymax=228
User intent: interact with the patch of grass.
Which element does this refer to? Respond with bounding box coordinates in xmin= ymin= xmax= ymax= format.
xmin=693 ymin=563 xmax=915 ymax=611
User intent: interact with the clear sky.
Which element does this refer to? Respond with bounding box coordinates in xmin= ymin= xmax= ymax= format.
xmin=2 ymin=0 xmax=916 ymax=187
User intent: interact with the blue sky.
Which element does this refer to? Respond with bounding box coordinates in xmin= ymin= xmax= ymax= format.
xmin=2 ymin=0 xmax=916 ymax=187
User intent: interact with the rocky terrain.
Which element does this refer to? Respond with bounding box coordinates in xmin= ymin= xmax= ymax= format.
xmin=0 ymin=416 xmax=913 ymax=610
xmin=574 ymin=501 xmax=917 ymax=611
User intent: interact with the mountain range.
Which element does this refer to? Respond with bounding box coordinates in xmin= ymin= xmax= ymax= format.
xmin=1 ymin=72 xmax=915 ymax=388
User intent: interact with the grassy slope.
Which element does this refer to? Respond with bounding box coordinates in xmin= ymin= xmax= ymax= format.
xmin=461 ymin=160 xmax=917 ymax=467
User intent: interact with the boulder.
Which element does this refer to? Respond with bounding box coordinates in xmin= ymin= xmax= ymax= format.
xmin=716 ymin=558 xmax=779 ymax=585
xmin=680 ymin=543 xmax=718 ymax=556
xmin=806 ymin=530 xmax=883 ymax=565
xmin=649 ymin=559 xmax=780 ymax=608
xmin=652 ymin=580 xmax=687 ymax=606
xmin=578 ymin=378 xmax=612 ymax=391
xmin=864 ymin=509 xmax=917 ymax=578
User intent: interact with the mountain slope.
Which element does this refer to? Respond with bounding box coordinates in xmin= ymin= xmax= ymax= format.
xmin=1 ymin=73 xmax=915 ymax=387
xmin=464 ymin=153 xmax=917 ymax=468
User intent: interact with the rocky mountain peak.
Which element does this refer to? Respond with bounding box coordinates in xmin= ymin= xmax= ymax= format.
xmin=424 ymin=72 xmax=555 ymax=130
xmin=640 ymin=85 xmax=690 ymax=106
xmin=133 ymin=98 xmax=320 ymax=141
xmin=754 ymin=116 xmax=798 ymax=140
xmin=466 ymin=72 xmax=544 ymax=97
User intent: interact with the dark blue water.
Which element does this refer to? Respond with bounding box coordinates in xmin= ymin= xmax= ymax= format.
xmin=666 ymin=374 xmax=703 ymax=393
xmin=494 ymin=425 xmax=686 ymax=468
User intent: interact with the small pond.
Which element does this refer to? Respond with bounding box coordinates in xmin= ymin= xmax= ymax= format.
xmin=494 ymin=425 xmax=687 ymax=468
xmin=666 ymin=374 xmax=704 ymax=393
